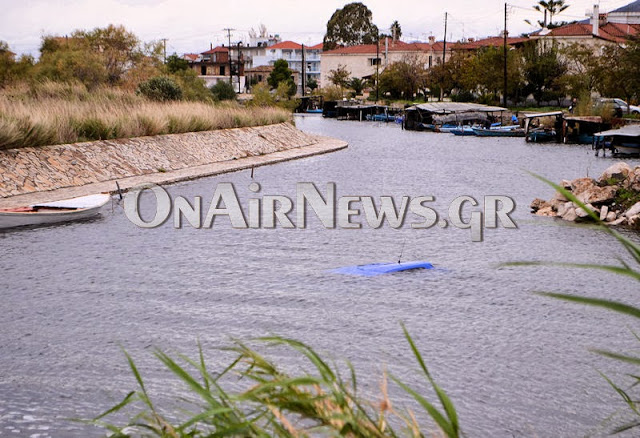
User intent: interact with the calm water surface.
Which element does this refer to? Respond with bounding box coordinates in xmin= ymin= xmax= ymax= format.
xmin=1 ymin=115 xmax=640 ymax=437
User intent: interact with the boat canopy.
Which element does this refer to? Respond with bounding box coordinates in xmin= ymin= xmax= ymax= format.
xmin=564 ymin=116 xmax=602 ymax=123
xmin=594 ymin=125 xmax=640 ymax=137
xmin=434 ymin=111 xmax=491 ymax=124
xmin=523 ymin=111 xmax=564 ymax=119
xmin=331 ymin=261 xmax=434 ymax=277
xmin=407 ymin=102 xmax=506 ymax=114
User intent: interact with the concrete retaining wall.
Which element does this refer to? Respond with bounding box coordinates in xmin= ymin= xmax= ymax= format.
xmin=0 ymin=123 xmax=342 ymax=203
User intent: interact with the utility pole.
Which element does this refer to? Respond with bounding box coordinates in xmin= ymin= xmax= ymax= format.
xmin=161 ymin=38 xmax=167 ymax=64
xmin=376 ymin=32 xmax=380 ymax=103
xmin=223 ymin=28 xmax=234 ymax=85
xmin=237 ymin=42 xmax=242 ymax=93
xmin=503 ymin=3 xmax=508 ymax=108
xmin=442 ymin=12 xmax=447 ymax=64
xmin=301 ymin=44 xmax=305 ymax=97
xmin=441 ymin=12 xmax=447 ymax=101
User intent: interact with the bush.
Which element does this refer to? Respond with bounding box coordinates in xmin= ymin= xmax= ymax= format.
xmin=451 ymin=90 xmax=476 ymax=102
xmin=248 ymin=83 xmax=275 ymax=107
xmin=477 ymin=93 xmax=499 ymax=105
xmin=136 ymin=76 xmax=182 ymax=101
xmin=317 ymin=85 xmax=343 ymax=101
xmin=210 ymin=80 xmax=236 ymax=101
xmin=172 ymin=70 xmax=212 ymax=102
xmin=37 ymin=49 xmax=108 ymax=89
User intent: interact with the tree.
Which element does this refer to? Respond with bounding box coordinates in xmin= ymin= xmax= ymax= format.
xmin=328 ymin=64 xmax=350 ymax=88
xmin=0 ymin=41 xmax=15 ymax=87
xmin=72 ymin=24 xmax=163 ymax=84
xmin=427 ymin=51 xmax=473 ymax=100
xmin=526 ymin=0 xmax=570 ymax=28
xmin=349 ymin=77 xmax=365 ymax=95
xmin=38 ymin=26 xmax=162 ymax=87
xmin=390 ymin=21 xmax=402 ymax=41
xmin=466 ymin=46 xmax=525 ymax=103
xmin=594 ymin=37 xmax=640 ymax=110
xmin=166 ymin=54 xmax=189 ymax=74
xmin=267 ymin=59 xmax=296 ymax=97
xmin=379 ymin=56 xmax=429 ymax=99
xmin=560 ymin=43 xmax=602 ymax=97
xmin=522 ymin=42 xmax=567 ymax=105
xmin=37 ymin=48 xmax=109 ymax=88
xmin=307 ymin=77 xmax=318 ymax=92
xmin=248 ymin=24 xmax=269 ymax=40
xmin=323 ymin=2 xmax=379 ymax=50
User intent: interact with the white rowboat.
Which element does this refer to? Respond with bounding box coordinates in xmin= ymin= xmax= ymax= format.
xmin=0 ymin=194 xmax=111 ymax=229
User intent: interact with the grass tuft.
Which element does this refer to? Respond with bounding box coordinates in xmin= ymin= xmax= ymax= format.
xmin=88 ymin=328 xmax=460 ymax=437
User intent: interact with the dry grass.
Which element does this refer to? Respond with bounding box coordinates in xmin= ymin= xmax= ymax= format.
xmin=0 ymin=81 xmax=291 ymax=150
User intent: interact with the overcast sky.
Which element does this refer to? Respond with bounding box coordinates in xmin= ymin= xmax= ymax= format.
xmin=1 ymin=0 xmax=635 ymax=57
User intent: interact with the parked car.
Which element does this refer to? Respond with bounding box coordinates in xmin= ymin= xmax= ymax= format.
xmin=594 ymin=98 xmax=640 ymax=117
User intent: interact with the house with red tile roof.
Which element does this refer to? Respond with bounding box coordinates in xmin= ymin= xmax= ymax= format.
xmin=529 ymin=4 xmax=640 ymax=49
xmin=320 ymin=37 xmax=448 ymax=88
xmin=450 ymin=35 xmax=529 ymax=52
xmin=185 ymin=45 xmax=245 ymax=91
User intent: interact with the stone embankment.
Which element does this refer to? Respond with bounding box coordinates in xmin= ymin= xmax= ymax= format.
xmin=0 ymin=122 xmax=347 ymax=208
xmin=530 ymin=162 xmax=640 ymax=229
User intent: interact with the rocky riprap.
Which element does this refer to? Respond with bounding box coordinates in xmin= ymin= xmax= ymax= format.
xmin=530 ymin=162 xmax=640 ymax=229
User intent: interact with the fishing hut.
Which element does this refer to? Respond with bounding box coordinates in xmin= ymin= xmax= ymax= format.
xmin=403 ymin=102 xmax=507 ymax=131
xmin=523 ymin=111 xmax=564 ymax=142
xmin=593 ymin=124 xmax=640 ymax=157
xmin=562 ymin=116 xmax=609 ymax=144
xmin=336 ymin=103 xmax=388 ymax=121
xmin=295 ymin=96 xmax=324 ymax=113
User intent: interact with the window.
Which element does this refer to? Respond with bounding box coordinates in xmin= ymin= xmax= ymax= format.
xmin=369 ymin=58 xmax=381 ymax=66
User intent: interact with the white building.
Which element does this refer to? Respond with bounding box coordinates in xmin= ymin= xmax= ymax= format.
xmin=252 ymin=41 xmax=322 ymax=94
xmin=607 ymin=0 xmax=640 ymax=24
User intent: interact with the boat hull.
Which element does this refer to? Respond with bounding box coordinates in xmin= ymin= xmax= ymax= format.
xmin=472 ymin=128 xmax=526 ymax=137
xmin=527 ymin=131 xmax=557 ymax=142
xmin=450 ymin=126 xmax=476 ymax=136
xmin=0 ymin=194 xmax=111 ymax=229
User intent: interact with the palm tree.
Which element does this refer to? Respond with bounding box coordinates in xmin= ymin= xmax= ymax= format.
xmin=527 ymin=0 xmax=570 ymax=28
xmin=390 ymin=21 xmax=402 ymax=41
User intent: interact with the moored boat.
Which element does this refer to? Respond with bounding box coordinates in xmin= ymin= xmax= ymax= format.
xmin=0 ymin=194 xmax=111 ymax=229
xmin=450 ymin=126 xmax=476 ymax=136
xmin=472 ymin=127 xmax=526 ymax=137
xmin=527 ymin=129 xmax=557 ymax=142
xmin=435 ymin=123 xmax=459 ymax=133
xmin=594 ymin=125 xmax=640 ymax=157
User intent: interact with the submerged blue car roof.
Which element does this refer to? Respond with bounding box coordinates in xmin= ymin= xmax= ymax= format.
xmin=331 ymin=261 xmax=434 ymax=277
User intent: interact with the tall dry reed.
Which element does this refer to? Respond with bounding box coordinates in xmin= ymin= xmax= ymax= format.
xmin=0 ymin=81 xmax=291 ymax=150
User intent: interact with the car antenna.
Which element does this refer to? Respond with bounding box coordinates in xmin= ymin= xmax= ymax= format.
xmin=398 ymin=237 xmax=406 ymax=264
xmin=115 ymin=181 xmax=123 ymax=200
